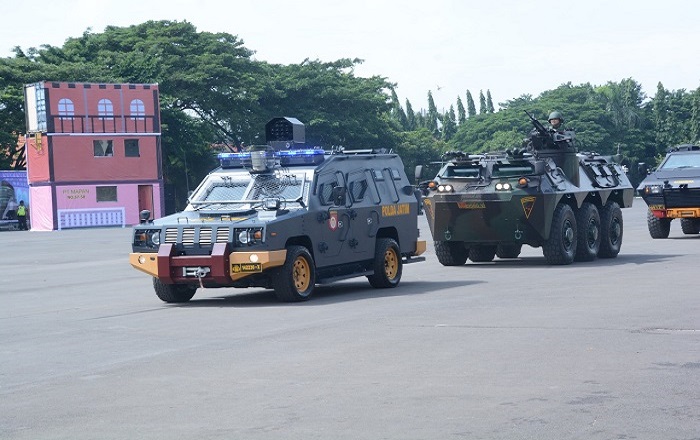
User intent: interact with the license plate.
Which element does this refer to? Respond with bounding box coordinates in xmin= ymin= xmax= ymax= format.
xmin=231 ymin=263 xmax=262 ymax=273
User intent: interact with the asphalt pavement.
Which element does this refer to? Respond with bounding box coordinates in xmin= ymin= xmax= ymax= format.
xmin=1 ymin=199 xmax=698 ymax=440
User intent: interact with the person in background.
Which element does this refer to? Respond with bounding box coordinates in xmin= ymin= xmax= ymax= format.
xmin=16 ymin=200 xmax=28 ymax=230
xmin=3 ymin=197 xmax=18 ymax=220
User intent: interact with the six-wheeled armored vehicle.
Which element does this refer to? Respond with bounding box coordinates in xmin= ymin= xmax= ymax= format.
xmin=130 ymin=117 xmax=425 ymax=302
xmin=421 ymin=112 xmax=635 ymax=265
xmin=637 ymin=144 xmax=700 ymax=238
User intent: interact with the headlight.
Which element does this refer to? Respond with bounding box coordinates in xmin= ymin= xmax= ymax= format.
xmin=235 ymin=228 xmax=264 ymax=246
xmin=134 ymin=229 xmax=161 ymax=249
xmin=437 ymin=184 xmax=454 ymax=193
xmin=495 ymin=182 xmax=512 ymax=191
xmin=644 ymin=185 xmax=662 ymax=194
xmin=238 ymin=230 xmax=250 ymax=244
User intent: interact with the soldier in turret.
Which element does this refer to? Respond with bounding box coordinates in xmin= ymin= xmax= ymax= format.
xmin=548 ymin=111 xmax=565 ymax=132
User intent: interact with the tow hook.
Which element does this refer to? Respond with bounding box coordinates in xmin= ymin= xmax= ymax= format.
xmin=195 ymin=267 xmax=210 ymax=289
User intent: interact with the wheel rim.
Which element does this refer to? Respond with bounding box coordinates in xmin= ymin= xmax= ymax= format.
xmin=610 ymin=217 xmax=621 ymax=244
xmin=587 ymin=219 xmax=599 ymax=247
xmin=292 ymin=256 xmax=311 ymax=292
xmin=563 ymin=219 xmax=575 ymax=250
xmin=384 ymin=248 xmax=399 ymax=280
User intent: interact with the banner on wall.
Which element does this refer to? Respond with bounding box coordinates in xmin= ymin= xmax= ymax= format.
xmin=0 ymin=170 xmax=29 ymax=220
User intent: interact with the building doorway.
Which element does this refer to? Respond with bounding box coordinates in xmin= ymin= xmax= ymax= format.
xmin=138 ymin=185 xmax=154 ymax=219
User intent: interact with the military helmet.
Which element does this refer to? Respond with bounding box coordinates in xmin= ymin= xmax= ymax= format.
xmin=548 ymin=111 xmax=564 ymax=123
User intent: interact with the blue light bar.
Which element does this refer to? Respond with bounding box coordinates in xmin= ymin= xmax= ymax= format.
xmin=277 ymin=149 xmax=325 ymax=166
xmin=218 ymin=148 xmax=325 ymax=169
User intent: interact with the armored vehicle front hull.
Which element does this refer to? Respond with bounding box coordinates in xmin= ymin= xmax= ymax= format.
xmin=637 ymin=145 xmax=700 ymax=238
xmin=130 ymin=120 xmax=425 ymax=303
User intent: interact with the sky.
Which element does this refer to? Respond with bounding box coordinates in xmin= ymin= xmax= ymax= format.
xmin=2 ymin=0 xmax=699 ymax=113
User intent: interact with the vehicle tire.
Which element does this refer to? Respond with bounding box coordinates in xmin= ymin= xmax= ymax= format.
xmin=599 ymin=201 xmax=624 ymax=258
xmin=434 ymin=241 xmax=468 ymax=266
xmin=496 ymin=244 xmax=522 ymax=259
xmin=153 ymin=278 xmax=197 ymax=303
xmin=680 ymin=218 xmax=700 ymax=235
xmin=272 ymin=245 xmax=316 ymax=302
xmin=367 ymin=238 xmax=402 ymax=288
xmin=647 ymin=209 xmax=671 ymax=239
xmin=542 ymin=203 xmax=577 ymax=265
xmin=574 ymin=202 xmax=601 ymax=262
xmin=469 ymin=245 xmax=497 ymax=262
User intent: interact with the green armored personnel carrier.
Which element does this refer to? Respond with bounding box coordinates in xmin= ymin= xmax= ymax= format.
xmin=421 ymin=112 xmax=635 ymax=265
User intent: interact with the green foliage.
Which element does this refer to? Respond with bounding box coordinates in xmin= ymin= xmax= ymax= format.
xmin=456 ymin=96 xmax=466 ymax=125
xmin=486 ymin=90 xmax=495 ymax=113
xmin=0 ymin=21 xmax=398 ymax=204
xmin=466 ymin=90 xmax=476 ymax=117
xmin=478 ymin=90 xmax=486 ymax=114
xmin=1 ymin=19 xmax=699 ymax=197
xmin=394 ymin=128 xmax=447 ymax=182
xmin=426 ymin=91 xmax=439 ymax=136
xmin=442 ymin=106 xmax=457 ymax=141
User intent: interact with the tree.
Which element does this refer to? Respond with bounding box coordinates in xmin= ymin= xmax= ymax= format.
xmin=691 ymin=87 xmax=700 ymax=143
xmin=456 ymin=96 xmax=466 ymax=125
xmin=479 ymin=90 xmax=487 ymax=114
xmin=486 ymin=90 xmax=495 ymax=113
xmin=394 ymin=128 xmax=447 ymax=183
xmin=0 ymin=21 xmax=399 ymax=203
xmin=389 ymin=87 xmax=408 ymax=130
xmin=653 ymin=82 xmax=672 ymax=149
xmin=405 ymin=99 xmax=416 ymax=131
xmin=426 ymin=91 xmax=439 ymax=136
xmin=466 ymin=90 xmax=476 ymax=117
xmin=442 ymin=105 xmax=457 ymax=141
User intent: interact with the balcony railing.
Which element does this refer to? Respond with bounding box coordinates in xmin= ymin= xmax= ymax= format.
xmin=50 ymin=115 xmax=158 ymax=134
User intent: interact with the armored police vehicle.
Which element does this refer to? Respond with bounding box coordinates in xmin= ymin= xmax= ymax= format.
xmin=421 ymin=112 xmax=635 ymax=265
xmin=130 ymin=117 xmax=425 ymax=302
xmin=637 ymin=144 xmax=700 ymax=238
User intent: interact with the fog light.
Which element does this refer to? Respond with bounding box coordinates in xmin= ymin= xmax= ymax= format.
xmin=250 ymin=254 xmax=259 ymax=263
xmin=138 ymin=255 xmax=146 ymax=264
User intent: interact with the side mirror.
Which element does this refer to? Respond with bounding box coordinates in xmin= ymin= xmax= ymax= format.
xmin=331 ymin=186 xmax=347 ymax=206
xmin=637 ymin=162 xmax=648 ymax=176
xmin=139 ymin=209 xmax=151 ymax=224
xmin=414 ymin=165 xmax=424 ymax=182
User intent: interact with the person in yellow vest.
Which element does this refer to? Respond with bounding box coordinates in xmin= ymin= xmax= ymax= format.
xmin=16 ymin=200 xmax=28 ymax=230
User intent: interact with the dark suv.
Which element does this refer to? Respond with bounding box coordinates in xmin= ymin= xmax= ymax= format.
xmin=130 ymin=117 xmax=425 ymax=302
xmin=638 ymin=144 xmax=700 ymax=238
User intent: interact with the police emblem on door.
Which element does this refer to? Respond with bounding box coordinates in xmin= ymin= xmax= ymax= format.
xmin=328 ymin=210 xmax=339 ymax=231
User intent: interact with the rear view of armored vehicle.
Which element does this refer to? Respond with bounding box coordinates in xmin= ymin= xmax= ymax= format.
xmin=637 ymin=144 xmax=700 ymax=238
xmin=130 ymin=117 xmax=425 ymax=302
xmin=422 ymin=112 xmax=635 ymax=265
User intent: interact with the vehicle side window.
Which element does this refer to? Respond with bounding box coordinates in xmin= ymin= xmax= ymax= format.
xmin=318 ymin=181 xmax=337 ymax=206
xmin=317 ymin=171 xmax=344 ymax=206
xmin=348 ymin=170 xmax=369 ymax=203
xmin=382 ymin=168 xmax=400 ymax=203
xmin=365 ymin=169 xmax=381 ymax=204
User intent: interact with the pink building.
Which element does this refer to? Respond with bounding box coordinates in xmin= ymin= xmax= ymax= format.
xmin=24 ymin=81 xmax=164 ymax=231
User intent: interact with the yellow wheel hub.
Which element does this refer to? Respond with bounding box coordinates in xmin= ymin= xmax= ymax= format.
xmin=384 ymin=248 xmax=399 ymax=280
xmin=293 ymin=256 xmax=311 ymax=291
